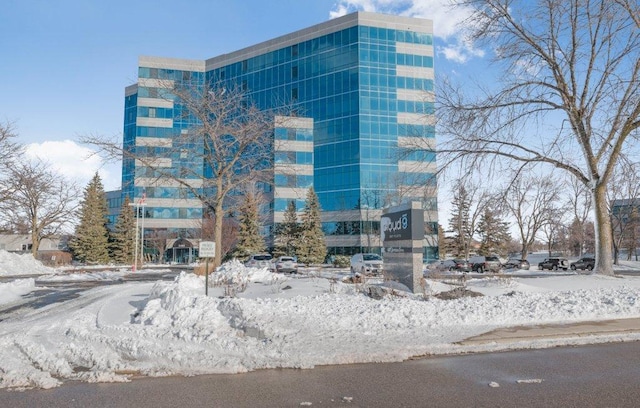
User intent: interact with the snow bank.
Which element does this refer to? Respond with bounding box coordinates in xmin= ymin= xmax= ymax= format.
xmin=0 ymin=250 xmax=55 ymax=276
xmin=0 ymin=278 xmax=37 ymax=306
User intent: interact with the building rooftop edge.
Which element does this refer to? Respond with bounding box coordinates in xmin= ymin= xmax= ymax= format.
xmin=134 ymin=11 xmax=433 ymax=73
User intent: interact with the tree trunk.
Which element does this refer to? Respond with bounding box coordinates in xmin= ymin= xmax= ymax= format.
xmin=593 ymin=185 xmax=614 ymax=275
xmin=31 ymin=230 xmax=39 ymax=257
xmin=30 ymin=215 xmax=39 ymax=257
xmin=213 ymin=198 xmax=224 ymax=269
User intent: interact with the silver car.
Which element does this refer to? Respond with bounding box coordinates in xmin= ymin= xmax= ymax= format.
xmin=350 ymin=253 xmax=384 ymax=275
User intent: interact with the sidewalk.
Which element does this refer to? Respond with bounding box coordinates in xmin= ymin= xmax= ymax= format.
xmin=459 ymin=317 xmax=640 ymax=345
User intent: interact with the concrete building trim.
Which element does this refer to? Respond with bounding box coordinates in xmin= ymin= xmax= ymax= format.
xmin=136 ymin=137 xmax=173 ymax=147
xmin=398 ymin=160 xmax=437 ymax=173
xmin=138 ymin=78 xmax=176 ymax=88
xmin=275 ymin=116 xmax=313 ymax=129
xmin=136 ymin=117 xmax=173 ymax=128
xmin=136 ymin=158 xmax=172 ymax=168
xmin=144 ymin=198 xmax=203 ymax=208
xmin=125 ymin=84 xmax=138 ymax=97
xmin=275 ymin=140 xmax=314 ymax=152
xmin=274 ymin=187 xmax=310 ymax=199
xmin=137 ymin=97 xmax=173 ymax=108
xmin=204 ymin=12 xmax=432 ymax=70
xmin=397 ymin=112 xmax=435 ymax=125
xmin=395 ymin=42 xmax=434 ymax=56
xmin=274 ymin=163 xmax=314 ymax=175
xmin=397 ymin=136 xmax=435 ymax=149
xmin=139 ymin=56 xmax=206 ymax=72
xmin=397 ymin=185 xmax=438 ymax=201
xmin=396 ymin=65 xmax=434 ymax=79
xmin=142 ymin=218 xmax=203 ymax=229
xmin=397 ymin=88 xmax=434 ymax=102
xmin=136 ymin=177 xmax=204 ymax=188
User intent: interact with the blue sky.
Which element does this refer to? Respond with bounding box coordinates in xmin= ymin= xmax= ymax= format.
xmin=0 ymin=0 xmax=475 ymax=191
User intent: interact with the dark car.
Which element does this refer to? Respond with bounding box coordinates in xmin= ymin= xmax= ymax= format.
xmin=503 ymin=258 xmax=530 ymax=270
xmin=570 ymin=257 xmax=595 ymax=271
xmin=469 ymin=255 xmax=503 ymax=273
xmin=538 ymin=257 xmax=570 ymax=271
xmin=441 ymin=259 xmax=471 ymax=272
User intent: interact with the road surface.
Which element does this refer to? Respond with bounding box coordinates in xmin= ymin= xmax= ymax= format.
xmin=1 ymin=341 xmax=639 ymax=407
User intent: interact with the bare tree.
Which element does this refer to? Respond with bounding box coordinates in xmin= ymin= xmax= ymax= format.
xmin=566 ymin=176 xmax=593 ymax=257
xmin=607 ymin=160 xmax=640 ymax=264
xmin=84 ymin=80 xmax=283 ymax=267
xmin=499 ymin=173 xmax=563 ymax=259
xmin=540 ymin=218 xmax=569 ymax=256
xmin=0 ymin=160 xmax=79 ymax=256
xmin=0 ymin=120 xmax=22 ymax=170
xmin=433 ymin=0 xmax=640 ymax=275
xmin=0 ymin=121 xmax=24 ymax=208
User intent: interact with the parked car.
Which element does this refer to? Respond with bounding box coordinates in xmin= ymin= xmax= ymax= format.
xmin=469 ymin=255 xmax=503 ymax=273
xmin=441 ymin=259 xmax=471 ymax=272
xmin=503 ymin=258 xmax=531 ymax=270
xmin=538 ymin=257 xmax=570 ymax=271
xmin=245 ymin=254 xmax=274 ymax=269
xmin=275 ymin=256 xmax=298 ymax=274
xmin=350 ymin=253 xmax=384 ymax=275
xmin=570 ymin=257 xmax=595 ymax=271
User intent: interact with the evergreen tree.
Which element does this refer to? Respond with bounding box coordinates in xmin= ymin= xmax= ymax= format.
xmin=297 ymin=187 xmax=326 ymax=264
xmin=448 ymin=185 xmax=472 ymax=258
xmin=69 ymin=173 xmax=110 ymax=264
xmin=273 ymin=200 xmax=300 ymax=257
xmin=111 ymin=196 xmax=136 ymax=264
xmin=477 ymin=207 xmax=511 ymax=256
xmin=232 ymin=191 xmax=265 ymax=258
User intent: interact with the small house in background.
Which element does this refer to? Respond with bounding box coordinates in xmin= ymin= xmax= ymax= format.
xmin=0 ymin=234 xmax=72 ymax=266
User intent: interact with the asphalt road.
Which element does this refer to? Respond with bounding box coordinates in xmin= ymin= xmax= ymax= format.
xmin=2 ymin=341 xmax=640 ymax=408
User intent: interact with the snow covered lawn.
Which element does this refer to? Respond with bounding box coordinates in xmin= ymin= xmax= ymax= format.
xmin=2 ymin=251 xmax=640 ymax=390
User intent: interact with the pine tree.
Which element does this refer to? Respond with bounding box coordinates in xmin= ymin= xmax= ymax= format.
xmin=448 ymin=185 xmax=472 ymax=258
xmin=477 ymin=207 xmax=511 ymax=256
xmin=297 ymin=187 xmax=326 ymax=264
xmin=70 ymin=173 xmax=111 ymax=264
xmin=273 ymin=200 xmax=299 ymax=257
xmin=232 ymin=191 xmax=265 ymax=258
xmin=111 ymin=195 xmax=136 ymax=265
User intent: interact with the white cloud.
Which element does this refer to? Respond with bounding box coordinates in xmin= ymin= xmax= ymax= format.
xmin=25 ymin=140 xmax=121 ymax=191
xmin=330 ymin=0 xmax=482 ymax=63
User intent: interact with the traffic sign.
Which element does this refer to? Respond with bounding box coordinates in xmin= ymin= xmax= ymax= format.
xmin=199 ymin=241 xmax=216 ymax=258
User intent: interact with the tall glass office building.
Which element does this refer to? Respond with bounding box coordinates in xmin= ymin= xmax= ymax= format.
xmin=121 ymin=11 xmax=438 ymax=260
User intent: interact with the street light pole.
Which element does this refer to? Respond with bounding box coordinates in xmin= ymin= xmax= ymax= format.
xmin=139 ymin=192 xmax=147 ymax=269
xmin=129 ymin=192 xmax=147 ymax=272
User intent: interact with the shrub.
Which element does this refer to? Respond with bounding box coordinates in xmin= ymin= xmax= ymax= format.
xmin=333 ymin=255 xmax=350 ymax=267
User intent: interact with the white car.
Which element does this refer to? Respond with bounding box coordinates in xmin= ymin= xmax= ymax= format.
xmin=275 ymin=256 xmax=298 ymax=274
xmin=350 ymin=253 xmax=384 ymax=275
xmin=245 ymin=254 xmax=274 ymax=270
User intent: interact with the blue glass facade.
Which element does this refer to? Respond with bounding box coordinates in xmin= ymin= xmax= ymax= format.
xmin=119 ymin=12 xmax=438 ymax=259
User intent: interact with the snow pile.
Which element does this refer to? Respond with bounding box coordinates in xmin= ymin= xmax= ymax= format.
xmin=210 ymin=258 xmax=279 ymax=285
xmin=0 ymin=250 xmax=56 ymax=276
xmin=2 ymin=260 xmax=640 ymax=390
xmin=0 ymin=278 xmax=36 ymax=306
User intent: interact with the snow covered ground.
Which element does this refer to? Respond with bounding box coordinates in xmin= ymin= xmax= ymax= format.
xmin=2 ymin=250 xmax=640 ymax=390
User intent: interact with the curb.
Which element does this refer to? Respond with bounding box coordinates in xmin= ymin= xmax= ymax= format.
xmin=458 ymin=317 xmax=640 ymax=345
